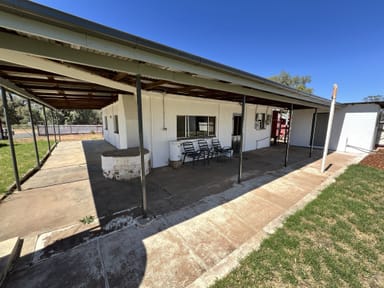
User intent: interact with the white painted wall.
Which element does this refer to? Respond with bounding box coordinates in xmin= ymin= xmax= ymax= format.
xmin=330 ymin=103 xmax=381 ymax=153
xmin=244 ymin=105 xmax=273 ymax=149
xmin=102 ymin=91 xmax=274 ymax=168
xmin=102 ymin=94 xmax=133 ymax=149
xmin=289 ymin=104 xmax=381 ymax=153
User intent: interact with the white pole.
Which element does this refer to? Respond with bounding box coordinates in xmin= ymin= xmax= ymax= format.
xmin=321 ymin=84 xmax=338 ymax=173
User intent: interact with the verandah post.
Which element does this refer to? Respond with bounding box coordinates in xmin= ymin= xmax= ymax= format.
xmin=237 ymin=95 xmax=246 ymax=184
xmin=309 ymin=108 xmax=318 ymax=157
xmin=27 ymin=99 xmax=40 ymax=168
xmin=1 ymin=86 xmax=21 ymax=191
xmin=42 ymin=106 xmax=51 ymax=151
xmin=136 ymin=75 xmax=148 ymax=217
xmin=284 ymin=104 xmax=294 ymax=167
xmin=51 ymin=109 xmax=57 ymax=143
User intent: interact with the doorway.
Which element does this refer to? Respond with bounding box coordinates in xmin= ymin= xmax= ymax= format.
xmin=313 ymin=113 xmax=329 ymax=147
xmin=232 ymin=114 xmax=242 ymax=154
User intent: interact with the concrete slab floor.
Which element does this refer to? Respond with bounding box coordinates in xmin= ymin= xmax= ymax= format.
xmin=0 ymin=140 xmax=366 ymax=287
xmin=0 ymin=140 xmax=325 ymax=242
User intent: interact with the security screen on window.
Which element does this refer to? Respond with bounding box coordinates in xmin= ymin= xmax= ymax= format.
xmin=104 ymin=116 xmax=108 ymax=130
xmin=255 ymin=113 xmax=266 ymax=130
xmin=177 ymin=115 xmax=216 ymax=139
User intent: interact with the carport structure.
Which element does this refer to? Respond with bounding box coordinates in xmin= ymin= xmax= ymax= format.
xmin=0 ymin=0 xmax=332 ymax=215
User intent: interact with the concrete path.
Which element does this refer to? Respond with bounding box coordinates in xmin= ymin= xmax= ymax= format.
xmin=0 ymin=141 xmax=99 ymax=263
xmin=3 ymin=149 xmax=364 ymax=288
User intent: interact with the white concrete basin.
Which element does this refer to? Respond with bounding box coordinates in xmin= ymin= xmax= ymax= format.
xmin=101 ymin=148 xmax=151 ymax=181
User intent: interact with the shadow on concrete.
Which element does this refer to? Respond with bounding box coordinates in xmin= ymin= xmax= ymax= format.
xmin=81 ymin=140 xmax=324 ymax=224
xmin=4 ymin=140 xmax=327 ymax=288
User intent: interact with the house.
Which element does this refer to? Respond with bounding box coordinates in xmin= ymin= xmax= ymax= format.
xmin=101 ymin=92 xmax=383 ymax=169
xmin=0 ymin=0 xmax=382 ymax=208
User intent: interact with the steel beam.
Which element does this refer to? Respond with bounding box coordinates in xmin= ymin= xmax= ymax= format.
xmin=1 ymin=86 xmax=21 ymax=191
xmin=284 ymin=104 xmax=294 ymax=167
xmin=42 ymin=106 xmax=51 ymax=151
xmin=136 ymin=75 xmax=148 ymax=217
xmin=56 ymin=111 xmax=62 ymax=142
xmin=27 ymin=99 xmax=40 ymax=168
xmin=237 ymin=95 xmax=246 ymax=184
xmin=309 ymin=108 xmax=318 ymax=157
xmin=51 ymin=109 xmax=57 ymax=143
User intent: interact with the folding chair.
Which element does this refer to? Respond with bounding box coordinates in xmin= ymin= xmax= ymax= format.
xmin=197 ymin=139 xmax=214 ymax=162
xmin=182 ymin=141 xmax=202 ymax=165
xmin=212 ymin=138 xmax=233 ymax=159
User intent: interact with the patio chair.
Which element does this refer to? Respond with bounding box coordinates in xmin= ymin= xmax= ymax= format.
xmin=212 ymin=138 xmax=233 ymax=159
xmin=197 ymin=139 xmax=214 ymax=161
xmin=182 ymin=141 xmax=203 ymax=165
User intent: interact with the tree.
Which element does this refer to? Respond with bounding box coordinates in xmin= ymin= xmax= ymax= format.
xmin=269 ymin=71 xmax=314 ymax=94
xmin=363 ymin=95 xmax=384 ymax=102
xmin=65 ymin=109 xmax=101 ymax=125
xmin=0 ymin=96 xmax=24 ymax=125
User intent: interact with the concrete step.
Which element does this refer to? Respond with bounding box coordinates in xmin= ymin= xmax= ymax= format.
xmin=0 ymin=237 xmax=21 ymax=287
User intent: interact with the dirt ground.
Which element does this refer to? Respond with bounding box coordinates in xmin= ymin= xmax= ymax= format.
xmin=11 ymin=131 xmax=103 ymax=143
xmin=360 ymin=148 xmax=384 ymax=170
xmin=56 ymin=133 xmax=103 ymax=141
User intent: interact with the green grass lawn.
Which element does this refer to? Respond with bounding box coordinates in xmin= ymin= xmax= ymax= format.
xmin=212 ymin=165 xmax=384 ymax=287
xmin=0 ymin=139 xmax=49 ymax=194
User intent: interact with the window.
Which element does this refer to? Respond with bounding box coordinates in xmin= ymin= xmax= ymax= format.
xmin=113 ymin=115 xmax=119 ymax=134
xmin=255 ymin=113 xmax=266 ymax=130
xmin=104 ymin=116 xmax=108 ymax=130
xmin=177 ymin=115 xmax=216 ymax=139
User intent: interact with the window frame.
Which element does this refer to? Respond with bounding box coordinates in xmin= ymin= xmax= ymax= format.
xmin=255 ymin=113 xmax=266 ymax=130
xmin=177 ymin=115 xmax=216 ymax=140
xmin=104 ymin=116 xmax=108 ymax=130
xmin=113 ymin=115 xmax=119 ymax=134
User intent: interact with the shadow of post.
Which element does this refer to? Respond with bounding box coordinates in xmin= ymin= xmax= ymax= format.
xmin=4 ymin=140 xmax=329 ymax=288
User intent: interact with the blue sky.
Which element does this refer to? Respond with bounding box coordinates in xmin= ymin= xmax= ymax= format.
xmin=33 ymin=0 xmax=383 ymax=103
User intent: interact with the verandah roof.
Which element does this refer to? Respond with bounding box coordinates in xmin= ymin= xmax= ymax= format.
xmin=0 ymin=0 xmax=332 ymax=110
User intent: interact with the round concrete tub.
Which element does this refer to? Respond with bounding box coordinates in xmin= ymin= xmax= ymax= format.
xmin=101 ymin=148 xmax=151 ymax=181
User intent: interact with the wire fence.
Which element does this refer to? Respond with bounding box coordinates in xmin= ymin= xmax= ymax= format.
xmin=37 ymin=124 xmax=103 ymax=135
